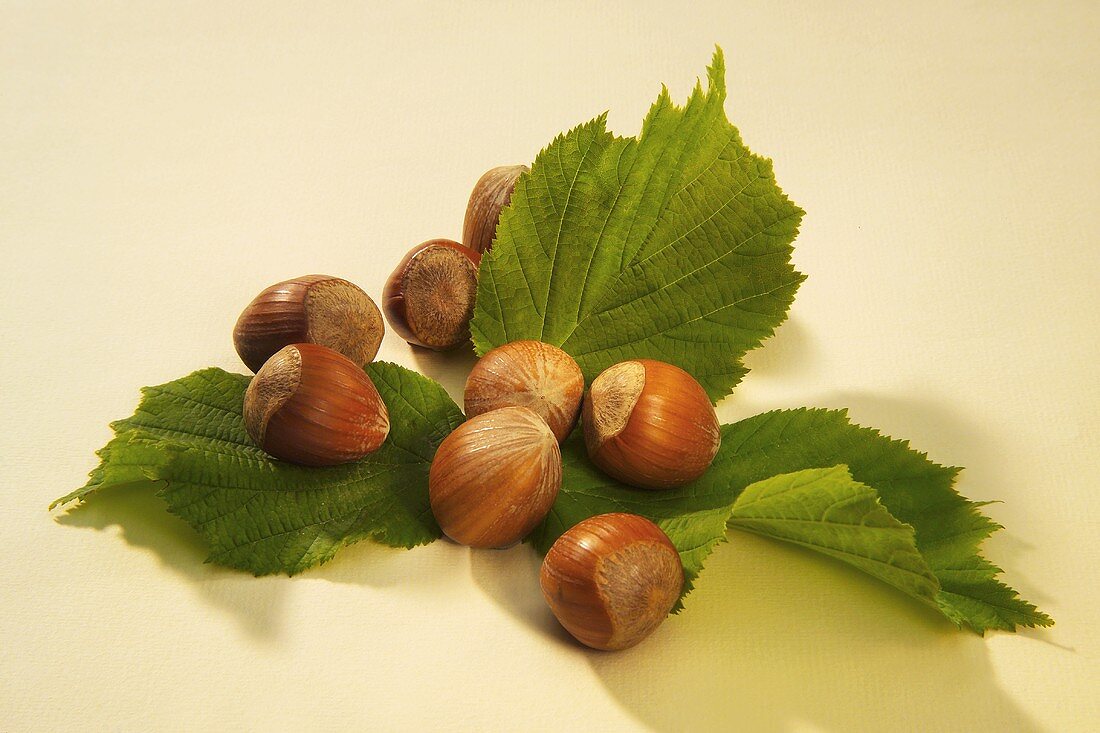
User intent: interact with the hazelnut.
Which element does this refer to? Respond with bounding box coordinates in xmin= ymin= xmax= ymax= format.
xmin=428 ymin=406 xmax=561 ymax=548
xmin=382 ymin=239 xmax=481 ymax=350
xmin=583 ymin=359 xmax=720 ymax=489
xmin=464 ymin=340 xmax=584 ymax=442
xmin=540 ymin=513 xmax=683 ymax=651
xmin=243 ymin=343 xmax=389 ymax=466
xmin=462 ymin=164 xmax=528 ymax=254
xmin=233 ymin=274 xmax=384 ymax=373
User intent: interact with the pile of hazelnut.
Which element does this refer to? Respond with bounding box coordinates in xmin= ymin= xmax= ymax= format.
xmin=230 ymin=166 xmax=722 ymax=651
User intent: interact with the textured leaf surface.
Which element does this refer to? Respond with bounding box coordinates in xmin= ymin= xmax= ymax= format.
xmin=717 ymin=409 xmax=1052 ymax=632
xmin=532 ymin=410 xmax=1051 ymax=633
xmin=52 ymin=49 xmax=1050 ymax=636
xmin=728 ymin=465 xmax=940 ymax=605
xmin=534 ymin=431 xmax=737 ymax=607
xmin=52 ymin=363 xmax=464 ymax=574
xmin=470 ymin=48 xmax=804 ymax=400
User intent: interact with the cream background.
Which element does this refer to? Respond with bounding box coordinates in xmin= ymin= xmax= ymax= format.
xmin=2 ymin=2 xmax=1098 ymax=731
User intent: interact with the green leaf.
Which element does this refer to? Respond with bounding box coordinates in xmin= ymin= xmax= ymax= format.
xmin=470 ymin=47 xmax=804 ymax=401
xmin=52 ymin=363 xmax=465 ymax=574
xmin=716 ymin=408 xmax=1051 ymax=633
xmin=51 ymin=49 xmax=1050 ymax=638
xmin=727 ymin=465 xmax=940 ymax=605
xmin=532 ymin=410 xmax=1051 ymax=633
xmin=532 ymin=431 xmax=737 ymax=608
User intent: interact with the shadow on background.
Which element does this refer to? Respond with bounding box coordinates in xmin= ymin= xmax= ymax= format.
xmin=53 ymin=323 xmax=1063 ymax=730
xmin=587 ymin=534 xmax=1048 ymax=732
xmin=55 ymin=483 xmax=473 ymax=634
xmin=595 ymin=388 xmax=1061 ymax=731
xmin=468 ymin=544 xmax=576 ymax=646
xmin=309 ymin=539 xmax=442 ymax=588
xmin=410 ymin=342 xmax=479 ymax=403
xmin=810 ymin=387 xmax=1058 ymax=624
xmin=740 ymin=316 xmax=818 ymax=383
xmin=309 ymin=535 xmax=472 ymax=604
xmin=467 ymin=381 xmax=1064 ymax=732
xmin=471 ymin=534 xmax=1049 ymax=732
xmin=55 ymin=483 xmax=287 ymax=639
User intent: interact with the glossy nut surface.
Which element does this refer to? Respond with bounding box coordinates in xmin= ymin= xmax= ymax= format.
xmin=382 ymin=239 xmax=481 ymax=350
xmin=243 ymin=343 xmax=389 ymax=466
xmin=462 ymin=164 xmax=528 ymax=254
xmin=464 ymin=340 xmax=584 ymax=442
xmin=540 ymin=513 xmax=683 ymax=651
xmin=428 ymin=406 xmax=561 ymax=548
xmin=233 ymin=274 xmax=384 ymax=373
xmin=583 ymin=359 xmax=720 ymax=489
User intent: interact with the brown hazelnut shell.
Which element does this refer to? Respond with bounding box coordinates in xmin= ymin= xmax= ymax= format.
xmin=583 ymin=359 xmax=720 ymax=489
xmin=233 ymin=274 xmax=384 ymax=373
xmin=428 ymin=406 xmax=561 ymax=548
xmin=243 ymin=343 xmax=389 ymax=466
xmin=382 ymin=239 xmax=481 ymax=351
xmin=540 ymin=513 xmax=683 ymax=651
xmin=462 ymin=164 xmax=528 ymax=254
xmin=464 ymin=340 xmax=584 ymax=442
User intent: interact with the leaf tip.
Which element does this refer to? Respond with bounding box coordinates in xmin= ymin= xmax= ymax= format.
xmin=707 ymin=45 xmax=726 ymax=97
